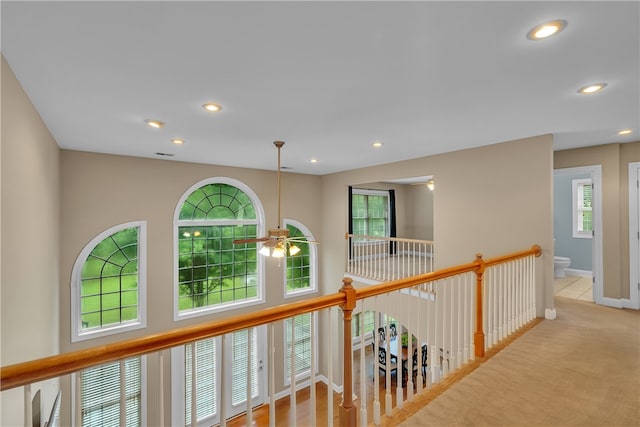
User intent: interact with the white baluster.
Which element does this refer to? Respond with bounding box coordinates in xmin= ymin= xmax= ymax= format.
xmin=159 ymin=352 xmax=164 ymax=427
xmin=220 ymin=338 xmax=227 ymax=427
xmin=290 ymin=318 xmax=296 ymax=425
xmin=359 ymin=301 xmax=367 ymax=427
xmin=327 ymin=308 xmax=334 ymax=427
xmin=75 ymin=372 xmax=82 ymax=426
xmin=373 ymin=297 xmax=381 ymax=425
xmin=191 ymin=343 xmax=197 ymax=427
xmin=269 ymin=323 xmax=276 ymax=427
xmin=246 ymin=328 xmax=253 ymax=426
xmin=24 ymin=384 xmax=31 ymax=427
xmin=120 ymin=360 xmax=126 ymax=426
xmin=395 ymin=294 xmax=403 ymax=409
xmin=310 ymin=312 xmax=317 ymax=427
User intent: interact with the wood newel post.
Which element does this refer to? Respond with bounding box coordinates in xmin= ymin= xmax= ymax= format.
xmin=474 ymin=253 xmax=486 ymax=358
xmin=339 ymin=277 xmax=357 ymax=427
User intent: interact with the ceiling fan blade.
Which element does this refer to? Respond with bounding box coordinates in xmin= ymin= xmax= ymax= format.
xmin=262 ymin=238 xmax=279 ymax=247
xmin=233 ymin=237 xmax=270 ymax=244
xmin=286 ymin=238 xmax=319 ymax=245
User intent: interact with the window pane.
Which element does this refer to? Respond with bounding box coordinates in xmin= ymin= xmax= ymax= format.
xmin=285 ymin=224 xmax=311 ymax=293
xmin=178 ymin=224 xmax=258 ymax=311
xmin=178 ymin=183 xmax=260 ymax=314
xmin=80 ymin=227 xmax=139 ymax=330
xmin=185 ymin=339 xmax=217 ymax=425
xmin=285 ymin=314 xmax=312 ymax=380
xmin=81 ymin=358 xmax=141 ymax=427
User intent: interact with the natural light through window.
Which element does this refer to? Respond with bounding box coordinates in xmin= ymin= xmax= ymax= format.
xmin=573 ymin=178 xmax=593 ymax=238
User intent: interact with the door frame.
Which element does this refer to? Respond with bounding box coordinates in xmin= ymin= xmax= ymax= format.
xmin=553 ymin=165 xmax=603 ymax=305
xmin=628 ymin=162 xmax=640 ymax=309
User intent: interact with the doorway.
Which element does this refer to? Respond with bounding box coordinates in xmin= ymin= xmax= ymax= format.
xmin=553 ymin=166 xmax=603 ymax=304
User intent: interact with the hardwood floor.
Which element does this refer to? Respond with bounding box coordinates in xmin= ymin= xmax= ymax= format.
xmin=227 ymin=346 xmax=413 ymax=426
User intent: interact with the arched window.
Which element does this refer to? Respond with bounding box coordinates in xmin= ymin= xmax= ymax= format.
xmin=71 ymin=221 xmax=146 ymax=342
xmin=175 ymin=178 xmax=265 ymax=319
xmin=283 ymin=219 xmax=317 ymax=297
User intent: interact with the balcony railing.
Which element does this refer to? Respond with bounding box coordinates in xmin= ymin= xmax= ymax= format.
xmin=345 ymin=234 xmax=434 ymax=282
xmin=1 ymin=245 xmax=541 ymax=427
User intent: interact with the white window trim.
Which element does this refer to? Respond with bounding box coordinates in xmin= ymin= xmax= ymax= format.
xmin=173 ymin=177 xmax=266 ymax=321
xmin=71 ymin=221 xmax=147 ymax=343
xmin=572 ymin=178 xmax=593 ymax=239
xmin=351 ymin=188 xmax=390 ymax=239
xmin=283 ymin=313 xmax=318 ymax=387
xmin=71 ymin=356 xmax=147 ymax=427
xmin=283 ymin=218 xmax=318 ymax=298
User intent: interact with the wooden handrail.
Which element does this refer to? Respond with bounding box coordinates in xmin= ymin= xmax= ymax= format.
xmin=1 ymin=293 xmax=344 ymax=391
xmin=484 ymin=244 xmax=542 ymax=268
xmin=1 ymin=244 xmax=541 ymax=392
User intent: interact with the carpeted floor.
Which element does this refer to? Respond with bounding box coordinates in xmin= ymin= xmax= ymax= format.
xmin=398 ymin=296 xmax=640 ymax=426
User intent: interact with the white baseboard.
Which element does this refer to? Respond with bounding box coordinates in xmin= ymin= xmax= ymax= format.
xmin=565 ymin=268 xmax=592 ymax=277
xmin=599 ymin=296 xmax=623 ymax=309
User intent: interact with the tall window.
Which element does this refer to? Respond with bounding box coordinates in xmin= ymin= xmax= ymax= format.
xmin=284 ymin=314 xmax=315 ymax=384
xmin=573 ymin=178 xmax=593 ymax=238
xmin=351 ymin=189 xmax=389 ymax=238
xmin=71 ymin=222 xmax=146 ymax=342
xmin=176 ymin=179 xmax=264 ymax=318
xmin=77 ymin=357 xmax=145 ymax=427
xmin=284 ymin=220 xmax=317 ymax=297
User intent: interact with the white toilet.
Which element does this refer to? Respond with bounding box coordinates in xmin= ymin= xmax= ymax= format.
xmin=553 ymin=256 xmax=571 ymax=278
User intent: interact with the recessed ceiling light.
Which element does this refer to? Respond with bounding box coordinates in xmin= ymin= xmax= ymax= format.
xmin=309 ymin=158 xmax=319 ymax=163
xmin=145 ymin=119 xmax=165 ymax=129
xmin=578 ymin=83 xmax=608 ymax=94
xmin=527 ymin=19 xmax=567 ymax=40
xmin=203 ymin=103 xmax=222 ymax=112
xmin=618 ymin=129 xmax=632 ymax=135
xmin=171 ymin=138 xmax=185 ymax=145
xmin=372 ymin=141 xmax=383 ymax=148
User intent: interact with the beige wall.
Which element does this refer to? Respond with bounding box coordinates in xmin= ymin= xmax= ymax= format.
xmin=554 ymin=142 xmax=640 ymax=300
xmin=59 ymin=150 xmax=323 ymax=425
xmin=1 ymin=56 xmax=61 ymax=426
xmin=405 ymin=184 xmax=434 ymax=241
xmin=320 ymin=135 xmax=555 ymax=381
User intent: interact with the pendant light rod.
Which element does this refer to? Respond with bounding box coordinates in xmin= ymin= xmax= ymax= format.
xmin=274 ymin=140 xmax=284 ymax=229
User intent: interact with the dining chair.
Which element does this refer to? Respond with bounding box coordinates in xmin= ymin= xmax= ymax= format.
xmin=421 ymin=344 xmax=428 ymax=386
xmin=375 ymin=346 xmax=397 ymax=387
xmin=389 ymin=323 xmax=398 ymax=337
xmin=403 ymin=347 xmax=419 ymax=386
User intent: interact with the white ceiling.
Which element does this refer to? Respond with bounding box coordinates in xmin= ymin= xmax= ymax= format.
xmin=2 ymin=1 xmax=638 ymax=175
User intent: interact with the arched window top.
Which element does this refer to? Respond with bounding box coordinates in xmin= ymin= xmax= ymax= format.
xmin=283 ymin=219 xmax=317 ymax=298
xmin=179 ymin=183 xmax=257 ymax=221
xmin=71 ymin=221 xmax=147 ymax=342
xmin=175 ymin=178 xmax=265 ymax=320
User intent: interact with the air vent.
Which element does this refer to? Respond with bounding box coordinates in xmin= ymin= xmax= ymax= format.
xmin=154 ymin=152 xmax=175 ymax=157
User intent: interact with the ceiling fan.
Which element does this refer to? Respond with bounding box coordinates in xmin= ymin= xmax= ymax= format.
xmin=233 ymin=140 xmax=317 ymax=257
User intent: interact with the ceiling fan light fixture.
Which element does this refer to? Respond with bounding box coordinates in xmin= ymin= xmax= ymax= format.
xmin=288 ymin=243 xmax=301 ymax=256
xmin=271 ymin=243 xmax=286 ymax=258
xmin=259 ymin=245 xmax=272 ymax=256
